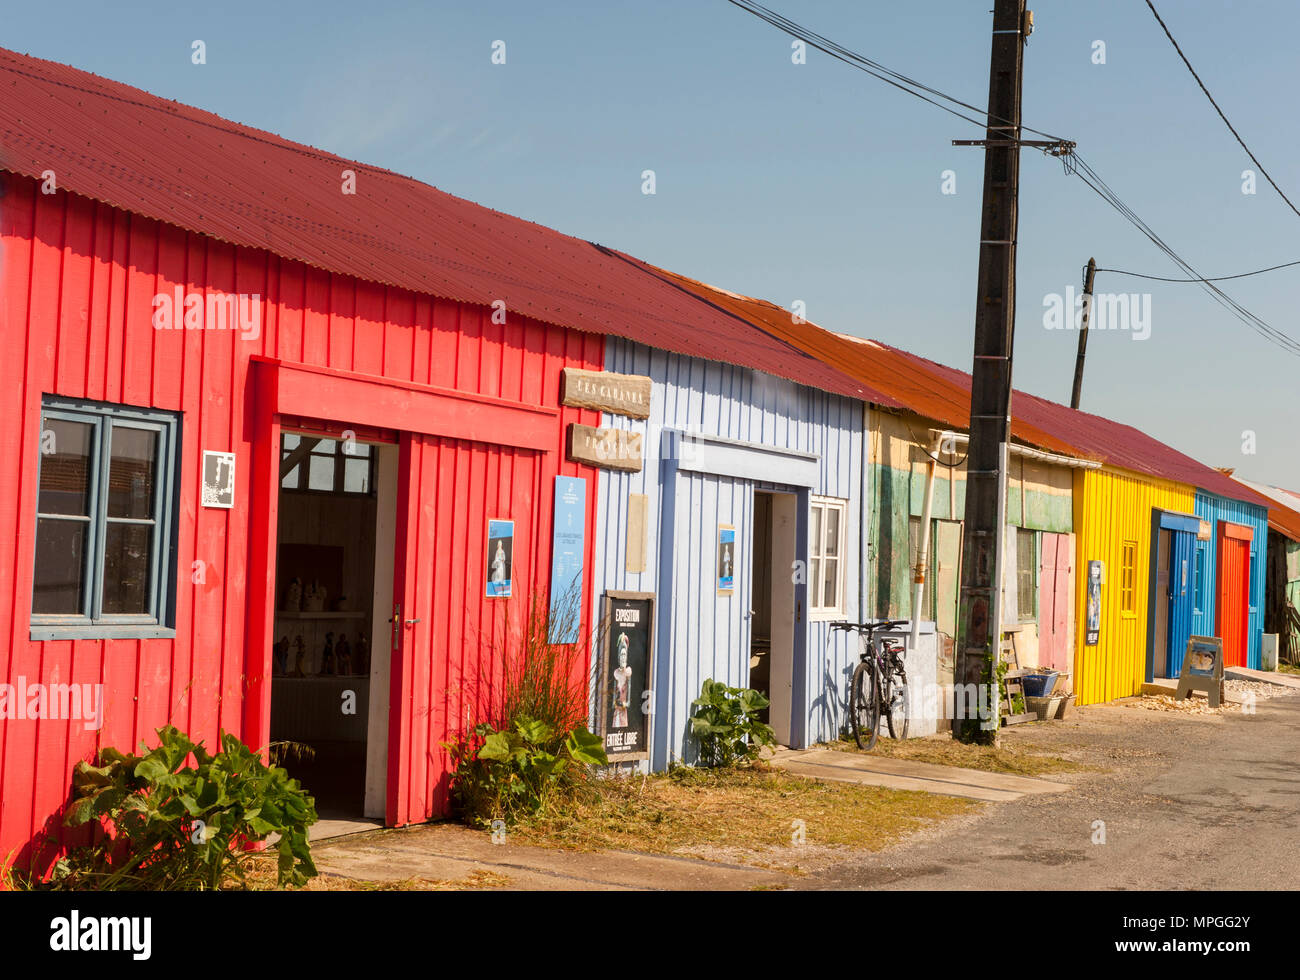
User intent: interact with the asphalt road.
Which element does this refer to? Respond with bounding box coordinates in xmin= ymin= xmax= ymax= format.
xmin=807 ymin=694 xmax=1300 ymax=890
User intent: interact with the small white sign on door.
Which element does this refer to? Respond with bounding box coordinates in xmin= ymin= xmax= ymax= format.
xmin=201 ymin=451 xmax=236 ymax=509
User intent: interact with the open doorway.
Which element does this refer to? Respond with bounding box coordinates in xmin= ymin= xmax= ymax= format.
xmin=749 ymin=490 xmax=798 ymax=745
xmin=269 ymin=431 xmax=397 ymax=824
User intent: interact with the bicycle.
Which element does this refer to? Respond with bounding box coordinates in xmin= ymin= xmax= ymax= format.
xmin=831 ymin=619 xmax=910 ymax=750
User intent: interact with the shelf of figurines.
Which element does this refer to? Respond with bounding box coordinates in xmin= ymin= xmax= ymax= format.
xmin=271 ymin=620 xmax=372 ymax=679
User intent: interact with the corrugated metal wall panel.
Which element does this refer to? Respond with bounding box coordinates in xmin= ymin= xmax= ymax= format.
xmin=1193 ymin=491 xmax=1267 ymax=669
xmin=591 ymin=338 xmax=863 ymax=769
xmin=1073 ymin=468 xmax=1196 ymax=706
xmin=0 ymin=175 xmax=602 ymax=870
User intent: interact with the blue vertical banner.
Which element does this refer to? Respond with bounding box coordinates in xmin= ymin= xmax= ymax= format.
xmin=549 ymin=475 xmax=587 ymax=643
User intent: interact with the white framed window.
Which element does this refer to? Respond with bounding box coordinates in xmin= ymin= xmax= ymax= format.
xmin=809 ymin=496 xmax=848 ymax=618
xmin=1016 ymin=527 xmax=1038 ymax=622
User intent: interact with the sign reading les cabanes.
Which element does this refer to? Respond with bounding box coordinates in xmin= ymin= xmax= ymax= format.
xmin=561 ymin=368 xmax=652 ymax=419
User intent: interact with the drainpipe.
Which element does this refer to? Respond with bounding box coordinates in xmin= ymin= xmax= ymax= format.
xmin=911 ymin=439 xmax=939 ymax=648
xmin=991 ymin=440 xmax=1010 ymax=666
xmin=860 ymin=404 xmax=871 ymax=621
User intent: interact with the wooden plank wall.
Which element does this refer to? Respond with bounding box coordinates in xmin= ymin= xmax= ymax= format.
xmin=1193 ymin=491 xmax=1268 ymax=670
xmin=0 ymin=175 xmax=602 ymax=870
xmin=590 ymin=337 xmax=864 ymax=767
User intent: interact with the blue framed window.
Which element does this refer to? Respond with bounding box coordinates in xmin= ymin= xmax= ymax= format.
xmin=31 ymin=396 xmax=181 ymax=640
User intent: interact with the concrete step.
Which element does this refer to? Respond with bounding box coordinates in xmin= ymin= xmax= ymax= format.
xmin=769 ymin=747 xmax=1070 ymax=803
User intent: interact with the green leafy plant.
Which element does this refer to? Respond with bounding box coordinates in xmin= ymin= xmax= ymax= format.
xmin=46 ymin=725 xmax=317 ymax=890
xmin=448 ymin=716 xmax=607 ymax=824
xmin=447 ymin=587 xmax=610 ymax=826
xmin=689 ymin=678 xmax=776 ymax=768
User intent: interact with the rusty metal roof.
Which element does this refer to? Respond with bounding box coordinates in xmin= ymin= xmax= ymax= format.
xmin=878 ymin=340 xmax=1270 ymax=509
xmin=1230 ymin=476 xmax=1300 ymax=542
xmin=0 ymin=46 xmax=869 ymax=402
xmin=654 ymin=270 xmax=1267 ymax=508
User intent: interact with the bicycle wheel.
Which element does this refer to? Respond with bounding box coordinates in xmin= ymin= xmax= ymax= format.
xmin=886 ymin=663 xmax=909 ymax=741
xmin=850 ymin=659 xmax=880 ymax=750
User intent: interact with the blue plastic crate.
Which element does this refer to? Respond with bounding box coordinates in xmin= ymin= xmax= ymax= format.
xmin=1021 ymin=672 xmax=1060 ymax=698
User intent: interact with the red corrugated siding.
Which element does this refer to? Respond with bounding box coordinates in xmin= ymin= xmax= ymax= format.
xmin=0 ymin=174 xmax=602 ymax=871
xmin=1216 ymin=523 xmax=1252 ymax=669
xmin=0 ymin=46 xmax=868 ymax=403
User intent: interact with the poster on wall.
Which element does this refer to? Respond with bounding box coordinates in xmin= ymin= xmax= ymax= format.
xmin=485 ymin=519 xmax=514 ymax=598
xmin=548 ymin=476 xmax=587 ymax=643
xmin=201 ymin=451 xmax=235 ymax=508
xmin=598 ymin=592 xmax=654 ymax=761
xmin=1175 ymin=635 xmax=1224 ymax=707
xmin=717 ymin=525 xmax=736 ymax=594
xmin=1085 ymin=559 xmax=1103 ymax=646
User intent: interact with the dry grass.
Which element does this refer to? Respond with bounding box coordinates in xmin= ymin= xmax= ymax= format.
xmin=507 ymin=763 xmax=977 ymax=863
xmin=821 ymin=731 xmax=1089 ymax=776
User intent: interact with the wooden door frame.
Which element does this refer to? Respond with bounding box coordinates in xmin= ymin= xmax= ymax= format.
xmin=243 ymin=357 xmax=561 ymax=825
xmin=1145 ymin=510 xmax=1200 ymax=683
xmin=1215 ymin=520 xmax=1254 ymax=668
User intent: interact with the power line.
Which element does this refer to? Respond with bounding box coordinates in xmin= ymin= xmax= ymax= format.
xmin=723 ymin=0 xmax=1066 ymax=145
xmin=1071 ymin=153 xmax=1300 ymax=357
xmin=1097 ymin=259 xmax=1300 ymax=283
xmin=1144 ymin=0 xmax=1300 ymax=221
xmin=720 ymin=0 xmax=1300 ymax=358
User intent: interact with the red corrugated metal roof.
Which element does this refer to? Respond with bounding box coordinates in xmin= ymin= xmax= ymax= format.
xmin=0 ymin=46 xmax=869 ymax=402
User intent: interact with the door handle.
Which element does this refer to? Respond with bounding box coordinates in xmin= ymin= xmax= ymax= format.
xmin=405 ymin=618 xmax=421 ymax=626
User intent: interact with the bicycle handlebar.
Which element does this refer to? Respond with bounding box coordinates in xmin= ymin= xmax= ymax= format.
xmin=830 ymin=619 xmax=910 ymax=634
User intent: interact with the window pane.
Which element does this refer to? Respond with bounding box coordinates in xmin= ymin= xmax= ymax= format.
xmin=308 ymin=455 xmax=334 ymax=491
xmin=823 ymin=558 xmax=839 ymax=609
xmin=824 ymin=506 xmax=840 ymax=557
xmin=313 ymin=438 xmax=337 ymax=454
xmin=810 ymin=557 xmax=822 ymax=606
xmin=810 ymin=506 xmax=822 ymax=559
xmin=103 ymin=522 xmax=152 ymax=615
xmin=283 ymin=433 xmax=301 ymax=450
xmin=33 ymin=518 xmax=88 ymax=614
xmin=107 ymin=426 xmax=158 ymax=519
xmin=38 ymin=418 xmax=94 ymax=516
xmin=344 ymin=457 xmax=370 ymax=493
xmin=281 ymin=464 xmax=300 ymax=489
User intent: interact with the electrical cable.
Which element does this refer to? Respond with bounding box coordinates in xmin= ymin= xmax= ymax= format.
xmin=1144 ymin=0 xmax=1300 ymax=222
xmin=723 ymin=0 xmax=1067 ymax=145
xmin=721 ymin=0 xmax=1300 ymax=358
xmin=1095 ymin=260 xmax=1300 ymax=283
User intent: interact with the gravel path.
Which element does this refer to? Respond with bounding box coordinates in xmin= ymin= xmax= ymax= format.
xmin=800 ymin=692 xmax=1300 ymax=890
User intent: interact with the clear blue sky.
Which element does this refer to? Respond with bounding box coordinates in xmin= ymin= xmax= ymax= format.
xmin=9 ymin=1 xmax=1299 ymax=486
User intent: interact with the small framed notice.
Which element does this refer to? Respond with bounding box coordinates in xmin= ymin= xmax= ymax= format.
xmin=201 ymin=451 xmax=236 ymax=509
xmin=1175 ymin=635 xmax=1224 ymax=707
xmin=485 ymin=519 xmax=514 ymax=598
xmin=1084 ymin=559 xmax=1103 ymax=646
xmin=717 ymin=525 xmax=736 ymax=594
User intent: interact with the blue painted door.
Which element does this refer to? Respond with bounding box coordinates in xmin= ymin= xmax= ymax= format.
xmin=1166 ymin=529 xmax=1195 ymax=675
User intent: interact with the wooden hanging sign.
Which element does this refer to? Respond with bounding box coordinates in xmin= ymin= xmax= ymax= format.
xmin=561 ymin=368 xmax=652 ymax=419
xmin=567 ymin=423 xmax=643 ymax=472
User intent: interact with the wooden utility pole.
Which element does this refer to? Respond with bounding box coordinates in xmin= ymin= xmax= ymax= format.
xmin=1070 ymin=257 xmax=1097 ymax=410
xmin=953 ymin=0 xmax=1030 ymax=744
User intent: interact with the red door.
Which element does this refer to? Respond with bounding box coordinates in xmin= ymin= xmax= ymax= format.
xmin=1037 ymin=532 xmax=1072 ymax=671
xmin=1216 ymin=522 xmax=1253 ymax=669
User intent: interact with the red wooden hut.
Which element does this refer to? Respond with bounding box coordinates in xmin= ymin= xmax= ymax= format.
xmin=0 ymin=47 xmax=870 ymax=873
